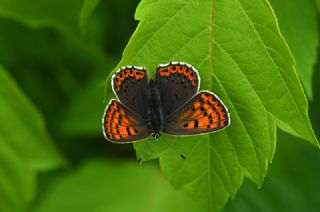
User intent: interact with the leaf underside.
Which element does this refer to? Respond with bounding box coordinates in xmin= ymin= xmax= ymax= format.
xmin=111 ymin=0 xmax=318 ymax=211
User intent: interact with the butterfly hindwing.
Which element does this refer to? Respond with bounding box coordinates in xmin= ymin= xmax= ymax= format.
xmin=102 ymin=100 xmax=150 ymax=143
xmin=112 ymin=66 xmax=148 ymax=117
xmin=163 ymin=91 xmax=230 ymax=135
xmin=155 ymin=62 xmax=200 ymax=115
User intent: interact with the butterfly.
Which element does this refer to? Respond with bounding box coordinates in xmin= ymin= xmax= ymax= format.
xmin=102 ymin=62 xmax=230 ymax=144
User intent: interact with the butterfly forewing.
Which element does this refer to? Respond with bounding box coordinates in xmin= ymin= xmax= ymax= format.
xmin=112 ymin=66 xmax=148 ymax=117
xmin=155 ymin=62 xmax=200 ymax=115
xmin=102 ymin=100 xmax=150 ymax=143
xmin=164 ymin=91 xmax=230 ymax=135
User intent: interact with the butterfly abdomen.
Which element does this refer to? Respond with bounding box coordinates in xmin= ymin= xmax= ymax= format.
xmin=146 ymin=80 xmax=163 ymax=134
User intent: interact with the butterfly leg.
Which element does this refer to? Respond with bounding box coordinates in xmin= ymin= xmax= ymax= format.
xmin=164 ymin=140 xmax=186 ymax=160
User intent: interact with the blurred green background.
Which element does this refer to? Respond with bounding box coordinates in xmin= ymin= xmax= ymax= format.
xmin=0 ymin=0 xmax=319 ymax=211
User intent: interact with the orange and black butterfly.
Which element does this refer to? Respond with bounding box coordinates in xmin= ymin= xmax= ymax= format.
xmin=102 ymin=62 xmax=230 ymax=145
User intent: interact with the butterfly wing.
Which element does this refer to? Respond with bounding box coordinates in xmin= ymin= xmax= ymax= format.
xmin=154 ymin=62 xmax=200 ymax=115
xmin=163 ymin=91 xmax=230 ymax=135
xmin=102 ymin=100 xmax=150 ymax=143
xmin=112 ymin=66 xmax=148 ymax=117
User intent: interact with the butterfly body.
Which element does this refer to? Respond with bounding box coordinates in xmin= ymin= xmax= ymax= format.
xmin=103 ymin=62 xmax=230 ymax=143
xmin=146 ymin=79 xmax=163 ymax=138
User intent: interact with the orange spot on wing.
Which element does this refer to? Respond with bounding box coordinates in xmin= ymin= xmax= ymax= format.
xmin=121 ymin=117 xmax=129 ymax=125
xmin=188 ymin=71 xmax=195 ymax=81
xmin=112 ymin=118 xmax=119 ymax=124
xmin=128 ymin=69 xmax=135 ymax=77
xmin=124 ymin=70 xmax=129 ymax=78
xmin=115 ymin=78 xmax=121 ymax=86
xmin=193 ymin=101 xmax=201 ymax=109
xmin=199 ymin=117 xmax=210 ymax=125
xmin=117 ymin=73 xmax=125 ymax=81
xmin=170 ymin=66 xmax=177 ymax=74
xmin=119 ymin=128 xmax=128 ymax=135
xmin=111 ymin=123 xmax=117 ymax=128
xmin=159 ymin=68 xmax=170 ymax=77
xmin=113 ymin=112 xmax=119 ymax=118
xmin=177 ymin=65 xmax=184 ymax=74
xmin=210 ymin=122 xmax=219 ymax=129
xmin=111 ymin=128 xmax=118 ymax=134
xmin=191 ymin=110 xmax=202 ymax=119
xmin=129 ymin=127 xmax=137 ymax=135
xmin=201 ymin=93 xmax=210 ymax=102
xmin=120 ymin=108 xmax=125 ymax=116
xmin=192 ymin=79 xmax=197 ymax=87
xmin=203 ymin=103 xmax=210 ymax=110
xmin=183 ymin=68 xmax=190 ymax=77
xmin=187 ymin=121 xmax=195 ymax=129
xmin=135 ymin=70 xmax=145 ymax=80
xmin=178 ymin=109 xmax=192 ymax=121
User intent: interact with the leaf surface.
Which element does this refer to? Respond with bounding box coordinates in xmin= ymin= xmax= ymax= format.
xmin=269 ymin=0 xmax=319 ymax=99
xmin=0 ymin=0 xmax=101 ymax=38
xmin=0 ymin=66 xmax=64 ymax=211
xmin=35 ymin=160 xmax=204 ymax=212
xmin=107 ymin=0 xmax=318 ymax=210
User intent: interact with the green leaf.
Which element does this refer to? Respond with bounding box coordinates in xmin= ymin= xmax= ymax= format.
xmin=0 ymin=66 xmax=64 ymax=211
xmin=316 ymin=0 xmax=320 ymax=11
xmin=225 ymin=130 xmax=320 ymax=212
xmin=0 ymin=0 xmax=81 ymax=35
xmin=269 ymin=0 xmax=319 ymax=99
xmin=58 ymin=67 xmax=115 ymax=136
xmin=79 ymin=0 xmax=102 ymax=36
xmin=108 ymin=0 xmax=319 ymax=211
xmin=35 ymin=160 xmax=204 ymax=212
xmin=0 ymin=0 xmax=101 ymax=38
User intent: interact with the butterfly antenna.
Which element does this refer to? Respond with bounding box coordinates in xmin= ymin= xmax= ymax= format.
xmin=137 ymin=142 xmax=152 ymax=164
xmin=165 ymin=140 xmax=186 ymax=160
